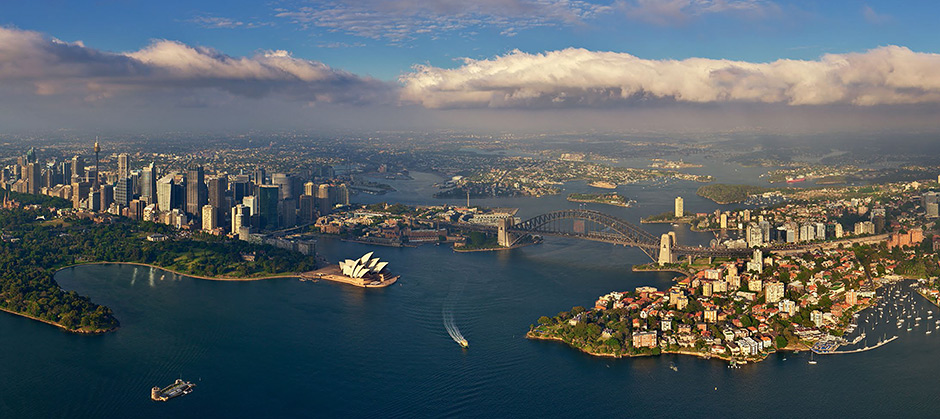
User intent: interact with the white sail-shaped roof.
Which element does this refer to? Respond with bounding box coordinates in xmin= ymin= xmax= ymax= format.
xmin=373 ymin=261 xmax=388 ymax=273
xmin=340 ymin=252 xmax=391 ymax=279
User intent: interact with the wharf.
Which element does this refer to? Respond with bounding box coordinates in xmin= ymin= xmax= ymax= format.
xmin=151 ymin=379 xmax=195 ymax=401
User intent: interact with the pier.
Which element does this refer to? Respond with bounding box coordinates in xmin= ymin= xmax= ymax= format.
xmin=815 ymin=336 xmax=899 ymax=355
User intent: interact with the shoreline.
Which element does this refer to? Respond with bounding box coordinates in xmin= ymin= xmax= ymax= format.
xmin=5 ymin=261 xmax=303 ymax=335
xmin=631 ymin=265 xmax=690 ymax=279
xmin=915 ymin=288 xmax=940 ymax=307
xmin=566 ymin=198 xmax=632 ymax=208
xmin=453 ymin=241 xmax=539 ymax=253
xmin=640 ymin=218 xmax=692 ymax=224
xmin=0 ymin=305 xmax=117 ymax=335
xmin=56 ymin=261 xmax=301 ymax=282
xmin=526 ymin=332 xmax=779 ymax=364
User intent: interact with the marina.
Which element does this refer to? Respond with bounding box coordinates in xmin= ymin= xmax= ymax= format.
xmin=810 ymin=279 xmax=937 ymax=358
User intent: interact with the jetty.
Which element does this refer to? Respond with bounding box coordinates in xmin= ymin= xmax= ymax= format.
xmin=814 ymin=335 xmax=899 ymax=355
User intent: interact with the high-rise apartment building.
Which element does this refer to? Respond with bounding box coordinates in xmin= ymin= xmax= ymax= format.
xmin=202 ymin=205 xmax=218 ymax=231
xmin=674 ymin=196 xmax=684 ymax=218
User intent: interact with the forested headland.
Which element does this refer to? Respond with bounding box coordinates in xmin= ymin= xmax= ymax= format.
xmin=0 ymin=200 xmax=317 ymax=334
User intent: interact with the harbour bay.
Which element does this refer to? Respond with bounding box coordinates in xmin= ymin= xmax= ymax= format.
xmin=1 ymin=176 xmax=938 ymax=417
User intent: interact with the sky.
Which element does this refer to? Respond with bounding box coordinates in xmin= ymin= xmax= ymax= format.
xmin=1 ymin=0 xmax=939 ymax=134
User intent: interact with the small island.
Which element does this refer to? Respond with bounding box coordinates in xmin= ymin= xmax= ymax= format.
xmin=567 ymin=192 xmax=635 ymax=207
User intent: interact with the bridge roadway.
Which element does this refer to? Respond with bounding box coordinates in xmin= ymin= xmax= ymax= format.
xmin=438 ymin=209 xmax=752 ymax=259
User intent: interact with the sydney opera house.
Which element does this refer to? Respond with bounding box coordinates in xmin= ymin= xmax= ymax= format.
xmin=339 ymin=252 xmax=390 ymax=280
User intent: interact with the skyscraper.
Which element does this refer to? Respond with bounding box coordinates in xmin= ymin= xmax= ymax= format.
xmin=335 ymin=184 xmax=349 ymax=206
xmin=258 ymin=185 xmax=280 ymax=230
xmin=140 ymin=163 xmax=157 ymax=204
xmin=674 ymin=196 xmax=684 ymax=218
xmin=99 ymin=184 xmax=114 ymax=211
xmin=59 ymin=161 xmax=72 ymax=186
xmin=252 ymin=167 xmax=266 ymax=185
xmin=93 ymin=140 xmax=101 ymax=191
xmin=272 ymin=173 xmax=293 ymax=201
xmin=157 ymin=175 xmax=176 ymax=212
xmin=186 ymin=166 xmax=207 ymax=216
xmin=232 ymin=175 xmax=250 ymax=203
xmin=317 ymin=184 xmax=332 ymax=215
xmin=208 ymin=176 xmax=227 ymax=209
xmin=299 ymin=194 xmax=316 ymax=223
xmin=87 ymin=189 xmax=101 ymax=211
xmin=114 ymin=177 xmax=133 ymax=206
xmin=72 ymin=180 xmax=90 ymax=209
xmin=117 ymin=153 xmax=130 ymax=179
xmin=26 ymin=162 xmax=41 ymax=194
xmin=71 ymin=156 xmax=84 ymax=182
xmin=231 ymin=204 xmax=249 ymax=234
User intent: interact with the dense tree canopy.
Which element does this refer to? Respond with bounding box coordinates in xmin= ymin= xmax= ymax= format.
xmin=0 ymin=207 xmax=317 ymax=333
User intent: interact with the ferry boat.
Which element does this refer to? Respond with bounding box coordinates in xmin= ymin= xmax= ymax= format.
xmin=458 ymin=339 xmax=469 ymax=348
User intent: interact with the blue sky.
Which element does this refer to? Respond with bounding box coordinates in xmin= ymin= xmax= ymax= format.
xmin=4 ymin=0 xmax=937 ymax=79
xmin=1 ymin=1 xmax=939 ymax=133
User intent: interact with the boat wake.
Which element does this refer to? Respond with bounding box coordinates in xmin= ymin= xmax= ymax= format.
xmin=443 ymin=310 xmax=467 ymax=346
xmin=443 ymin=278 xmax=468 ymax=348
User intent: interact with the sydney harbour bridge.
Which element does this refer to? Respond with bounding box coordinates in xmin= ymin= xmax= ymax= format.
xmin=445 ymin=209 xmax=752 ymax=264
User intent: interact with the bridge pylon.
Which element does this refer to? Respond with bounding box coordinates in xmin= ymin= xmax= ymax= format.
xmin=658 ymin=232 xmax=677 ymax=265
xmin=497 ymin=217 xmax=514 ymax=247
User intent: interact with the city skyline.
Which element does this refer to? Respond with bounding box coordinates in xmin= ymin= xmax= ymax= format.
xmin=2 ymin=1 xmax=940 ymax=133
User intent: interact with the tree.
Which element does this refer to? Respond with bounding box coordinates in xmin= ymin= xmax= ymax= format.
xmin=606 ymin=338 xmax=622 ymax=350
xmin=538 ymin=316 xmax=552 ymax=325
xmin=775 ymin=335 xmax=788 ymax=348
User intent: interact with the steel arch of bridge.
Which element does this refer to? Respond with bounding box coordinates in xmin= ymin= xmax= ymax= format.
xmin=507 ymin=209 xmax=750 ymax=261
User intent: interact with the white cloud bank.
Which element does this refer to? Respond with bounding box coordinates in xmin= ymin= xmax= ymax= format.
xmin=400 ymin=47 xmax=940 ymax=108
xmin=0 ymin=26 xmax=392 ymax=104
xmin=4 ymin=26 xmax=940 ymax=115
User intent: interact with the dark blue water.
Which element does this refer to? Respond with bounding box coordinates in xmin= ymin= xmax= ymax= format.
xmin=2 ymin=170 xmax=940 ymax=417
xmin=2 ymin=240 xmax=939 ymax=418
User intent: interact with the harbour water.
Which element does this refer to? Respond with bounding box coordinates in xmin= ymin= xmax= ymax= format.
xmin=2 ymin=176 xmax=940 ymax=417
